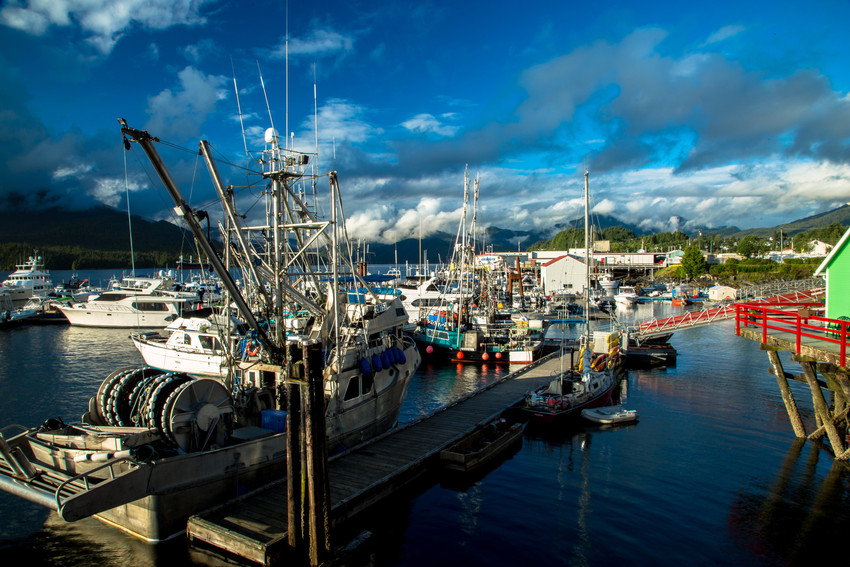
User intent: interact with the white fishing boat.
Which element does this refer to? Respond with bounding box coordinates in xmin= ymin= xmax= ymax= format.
xmin=130 ymin=310 xmax=249 ymax=378
xmin=581 ymin=405 xmax=638 ymax=424
xmin=56 ymin=276 xmax=199 ymax=328
xmin=1 ymin=253 xmax=53 ymax=307
xmin=0 ymin=114 xmax=421 ymax=542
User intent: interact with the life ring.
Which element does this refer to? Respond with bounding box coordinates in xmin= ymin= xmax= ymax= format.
xmin=246 ymin=343 xmax=260 ymax=357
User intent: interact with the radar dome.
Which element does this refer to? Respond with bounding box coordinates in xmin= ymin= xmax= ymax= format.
xmin=264 ymin=128 xmax=278 ymax=144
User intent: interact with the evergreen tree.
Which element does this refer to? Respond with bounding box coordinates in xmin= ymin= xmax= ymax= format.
xmin=681 ymin=245 xmax=707 ymax=279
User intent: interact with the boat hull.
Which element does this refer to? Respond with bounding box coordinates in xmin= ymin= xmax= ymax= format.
xmin=132 ymin=334 xmax=229 ymax=377
xmin=580 ymin=406 xmax=638 ymax=425
xmin=414 ymin=327 xmax=541 ymax=364
xmin=440 ymin=421 xmax=523 ymax=473
xmin=58 ymin=305 xmax=183 ymax=328
xmin=522 ymin=378 xmax=616 ymax=426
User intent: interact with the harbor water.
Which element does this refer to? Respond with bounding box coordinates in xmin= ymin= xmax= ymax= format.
xmin=1 ymin=270 xmax=849 ymax=566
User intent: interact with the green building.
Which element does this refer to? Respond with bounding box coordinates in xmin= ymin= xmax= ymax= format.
xmin=814 ymin=227 xmax=850 ymax=320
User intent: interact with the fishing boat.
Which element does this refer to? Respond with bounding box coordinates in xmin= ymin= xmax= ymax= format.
xmin=439 ymin=418 xmax=523 ymax=473
xmin=0 ymin=291 xmax=38 ymax=328
xmin=414 ymin=169 xmax=546 ymax=364
xmin=0 ymin=115 xmax=420 ymax=542
xmin=130 ymin=310 xmax=250 ymax=378
xmin=521 ymin=172 xmax=623 ymax=425
xmin=1 ymin=253 xmax=53 ymax=307
xmin=56 ymin=275 xmax=200 ymax=328
xmin=581 ymin=405 xmax=638 ymax=424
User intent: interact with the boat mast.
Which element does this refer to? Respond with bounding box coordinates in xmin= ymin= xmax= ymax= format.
xmin=582 ymin=170 xmax=593 ymax=377
xmin=120 ymin=124 xmax=282 ymax=363
xmin=584 ymin=169 xmax=590 ymax=317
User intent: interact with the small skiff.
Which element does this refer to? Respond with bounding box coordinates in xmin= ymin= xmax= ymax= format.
xmin=440 ymin=420 xmax=523 ymax=473
xmin=581 ymin=405 xmax=638 ymax=425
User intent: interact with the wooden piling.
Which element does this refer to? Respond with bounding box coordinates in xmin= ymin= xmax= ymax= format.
xmin=798 ymin=358 xmax=845 ymax=455
xmin=303 ymin=342 xmax=331 ymax=566
xmin=766 ymin=349 xmax=807 ymax=438
xmin=285 ymin=344 xmax=303 ymax=551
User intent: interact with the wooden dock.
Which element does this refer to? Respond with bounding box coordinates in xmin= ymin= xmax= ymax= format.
xmin=186 ymin=352 xmax=574 ymax=565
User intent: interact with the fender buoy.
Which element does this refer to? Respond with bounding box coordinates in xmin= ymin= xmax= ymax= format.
xmin=381 ymin=351 xmax=391 ymax=368
xmin=592 ymin=354 xmax=606 ymax=371
xmin=482 ymin=352 xmax=489 ymax=361
xmin=495 ymin=352 xmax=502 ymax=359
xmin=426 ymin=345 xmax=434 ymax=354
xmin=372 ymin=354 xmax=383 ymax=372
xmin=456 ymin=351 xmax=464 ymax=359
xmin=360 ymin=358 xmax=372 ymax=376
xmin=397 ymin=347 xmax=407 ymax=364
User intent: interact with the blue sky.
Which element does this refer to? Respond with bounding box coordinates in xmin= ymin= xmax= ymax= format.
xmin=1 ymin=0 xmax=849 ymax=246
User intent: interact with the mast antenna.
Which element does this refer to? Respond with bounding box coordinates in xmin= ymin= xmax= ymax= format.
xmin=285 ymin=0 xmax=289 ymax=149
xmin=257 ymin=62 xmax=276 ymax=139
xmin=231 ymin=58 xmax=249 ymax=158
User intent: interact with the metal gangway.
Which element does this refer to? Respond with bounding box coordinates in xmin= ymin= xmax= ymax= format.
xmin=629 ymin=281 xmax=825 ymax=342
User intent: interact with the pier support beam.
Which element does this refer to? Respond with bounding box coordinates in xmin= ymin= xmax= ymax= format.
xmin=766 ymin=349 xmax=807 ymax=438
xmin=798 ymin=359 xmax=846 ymax=457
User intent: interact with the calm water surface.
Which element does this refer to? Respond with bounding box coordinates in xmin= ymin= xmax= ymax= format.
xmin=0 ymin=274 xmax=848 ymax=566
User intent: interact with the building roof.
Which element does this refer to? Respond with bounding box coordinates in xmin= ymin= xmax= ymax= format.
xmin=814 ymin=226 xmax=850 ymax=276
xmin=541 ymin=254 xmax=584 ymax=267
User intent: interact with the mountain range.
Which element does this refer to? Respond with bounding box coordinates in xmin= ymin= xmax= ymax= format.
xmin=1 ymin=204 xmax=848 ymax=266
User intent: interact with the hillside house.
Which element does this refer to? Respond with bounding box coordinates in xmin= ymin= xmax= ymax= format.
xmin=808 ymin=240 xmax=834 ymax=256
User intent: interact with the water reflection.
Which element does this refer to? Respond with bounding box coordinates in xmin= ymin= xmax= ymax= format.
xmin=728 ymin=438 xmax=850 ymax=565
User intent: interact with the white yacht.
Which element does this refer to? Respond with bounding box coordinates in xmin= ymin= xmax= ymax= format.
xmin=57 ymin=276 xmax=199 ymax=327
xmin=614 ymin=285 xmax=640 ymax=307
xmin=1 ymin=253 xmax=52 ymax=307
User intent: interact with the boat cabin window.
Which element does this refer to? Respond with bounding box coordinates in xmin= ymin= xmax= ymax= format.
xmin=133 ymin=302 xmax=169 ymax=311
xmin=182 ymin=334 xmax=191 ymax=345
xmin=343 ymin=376 xmax=360 ymax=401
xmin=199 ymin=335 xmax=213 ymax=350
xmin=362 ymin=373 xmax=373 ymax=395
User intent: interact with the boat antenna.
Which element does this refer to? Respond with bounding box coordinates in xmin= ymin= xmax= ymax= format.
xmin=313 ymin=64 xmax=320 ymax=212
xmin=285 ymin=0 xmax=289 ymax=150
xmin=258 ymin=61 xmax=276 ymax=137
xmin=231 ymin=58 xmax=249 ymax=158
xmin=120 ymin=122 xmax=136 ymax=277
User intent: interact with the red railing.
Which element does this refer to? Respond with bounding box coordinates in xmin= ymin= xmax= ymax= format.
xmin=735 ymin=301 xmax=848 ymax=368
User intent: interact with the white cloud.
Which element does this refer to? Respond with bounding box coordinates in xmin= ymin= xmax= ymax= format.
xmin=269 ymin=29 xmax=354 ymax=60
xmin=703 ymin=24 xmax=745 ymax=46
xmin=401 ymin=113 xmax=458 ymax=137
xmin=0 ymin=0 xmax=212 ymax=54
xmin=53 ymin=163 xmax=93 ymax=180
xmin=90 ymin=176 xmax=143 ymax=207
xmin=144 ymin=66 xmax=228 ymax=140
